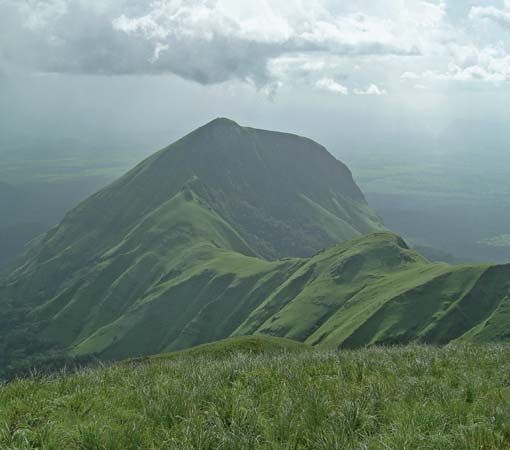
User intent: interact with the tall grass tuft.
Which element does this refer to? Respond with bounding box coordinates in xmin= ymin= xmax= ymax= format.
xmin=1 ymin=344 xmax=510 ymax=449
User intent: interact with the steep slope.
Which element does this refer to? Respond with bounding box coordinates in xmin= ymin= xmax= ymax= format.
xmin=234 ymin=233 xmax=510 ymax=348
xmin=149 ymin=335 xmax=311 ymax=361
xmin=4 ymin=189 xmax=303 ymax=360
xmin=10 ymin=117 xmax=382 ymax=273
xmin=2 ymin=120 xmax=510 ymax=369
xmin=0 ymin=119 xmax=382 ymax=363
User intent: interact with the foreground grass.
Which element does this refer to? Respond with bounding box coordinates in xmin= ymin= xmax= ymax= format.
xmin=1 ymin=344 xmax=510 ymax=449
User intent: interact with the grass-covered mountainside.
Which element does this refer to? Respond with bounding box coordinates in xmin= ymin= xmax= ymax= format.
xmin=1 ymin=119 xmax=509 ymax=373
xmin=234 ymin=233 xmax=510 ymax=347
xmin=0 ymin=119 xmax=383 ymax=364
xmin=2 ymin=340 xmax=510 ymax=449
xmin=149 ymin=335 xmax=311 ymax=360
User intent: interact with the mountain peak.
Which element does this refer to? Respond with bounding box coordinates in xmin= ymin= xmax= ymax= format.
xmin=205 ymin=117 xmax=241 ymax=129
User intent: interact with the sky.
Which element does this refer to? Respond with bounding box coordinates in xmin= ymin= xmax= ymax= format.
xmin=2 ymin=0 xmax=510 ymax=162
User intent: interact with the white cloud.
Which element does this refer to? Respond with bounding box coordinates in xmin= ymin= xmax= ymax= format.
xmin=316 ymin=78 xmax=349 ymax=95
xmin=2 ymin=0 xmax=510 ymax=93
xmin=17 ymin=0 xmax=68 ymax=30
xmin=401 ymin=72 xmax=420 ymax=80
xmin=353 ymin=84 xmax=387 ymax=95
xmin=404 ymin=45 xmax=510 ymax=84
xmin=469 ymin=4 xmax=510 ymax=30
xmin=0 ymin=0 xmax=438 ymax=89
xmin=109 ymin=0 xmax=422 ymax=87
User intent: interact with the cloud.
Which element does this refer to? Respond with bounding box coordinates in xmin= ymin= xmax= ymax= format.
xmin=0 ymin=1 xmax=155 ymax=75
xmin=0 ymin=0 xmax=430 ymax=89
xmin=109 ymin=0 xmax=422 ymax=86
xmin=469 ymin=4 xmax=510 ymax=30
xmin=2 ymin=0 xmax=510 ymax=93
xmin=316 ymin=78 xmax=348 ymax=95
xmin=16 ymin=0 xmax=68 ymax=30
xmin=401 ymin=45 xmax=510 ymax=84
xmin=353 ymin=83 xmax=387 ymax=95
xmin=401 ymin=72 xmax=421 ymax=80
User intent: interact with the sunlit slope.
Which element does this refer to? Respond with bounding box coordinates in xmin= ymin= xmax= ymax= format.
xmin=15 ymin=190 xmax=302 ymax=360
xmin=9 ymin=117 xmax=382 ymax=270
xmin=234 ymin=233 xmax=510 ymax=347
xmin=149 ymin=335 xmax=311 ymax=361
xmin=1 ymin=118 xmax=383 ymax=360
xmin=64 ymin=229 xmax=510 ymax=358
xmin=3 ymin=117 xmax=384 ymax=306
xmin=2 ymin=119 xmax=510 ymax=364
xmin=4 ymin=345 xmax=510 ymax=449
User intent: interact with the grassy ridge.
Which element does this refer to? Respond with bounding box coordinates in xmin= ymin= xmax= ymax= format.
xmin=2 ymin=339 xmax=510 ymax=449
xmin=150 ymin=335 xmax=311 ymax=360
xmin=2 ymin=119 xmax=510 ymax=370
xmin=235 ymin=233 xmax=510 ymax=348
xmin=0 ymin=118 xmax=384 ymax=367
xmin=2 ymin=225 xmax=510 ymax=367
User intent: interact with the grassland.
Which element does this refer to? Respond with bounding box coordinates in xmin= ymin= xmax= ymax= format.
xmin=0 ymin=118 xmax=386 ymax=369
xmin=2 ymin=118 xmax=510 ymax=379
xmin=1 ymin=338 xmax=510 ymax=449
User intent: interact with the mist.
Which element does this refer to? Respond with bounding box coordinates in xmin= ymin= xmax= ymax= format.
xmin=2 ymin=71 xmax=510 ymax=164
xmin=2 ymin=0 xmax=510 ymax=265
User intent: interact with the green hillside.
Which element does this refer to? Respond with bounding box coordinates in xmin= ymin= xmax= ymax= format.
xmin=234 ymin=232 xmax=510 ymax=347
xmin=0 ymin=119 xmax=383 ymax=370
xmin=2 ymin=343 xmax=510 ymax=449
xmin=1 ymin=119 xmax=509 ymax=373
xmin=149 ymin=335 xmax=311 ymax=360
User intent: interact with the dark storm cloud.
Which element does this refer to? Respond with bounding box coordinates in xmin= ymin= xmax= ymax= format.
xmin=2 ymin=0 xmax=509 ymax=92
xmin=0 ymin=0 xmax=420 ymax=87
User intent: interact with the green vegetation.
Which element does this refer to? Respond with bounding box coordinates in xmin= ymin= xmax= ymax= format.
xmin=0 ymin=118 xmax=385 ymax=369
xmin=150 ymin=335 xmax=311 ymax=360
xmin=2 ymin=340 xmax=510 ymax=449
xmin=234 ymin=233 xmax=510 ymax=347
xmin=1 ymin=120 xmax=510 ymax=448
xmin=1 ymin=119 xmax=510 ymax=375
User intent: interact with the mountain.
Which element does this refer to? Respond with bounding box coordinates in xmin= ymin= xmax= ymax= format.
xmin=234 ymin=233 xmax=510 ymax=347
xmin=149 ymin=335 xmax=311 ymax=361
xmin=1 ymin=119 xmax=509 ymax=371
xmin=0 ymin=118 xmax=384 ymax=364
